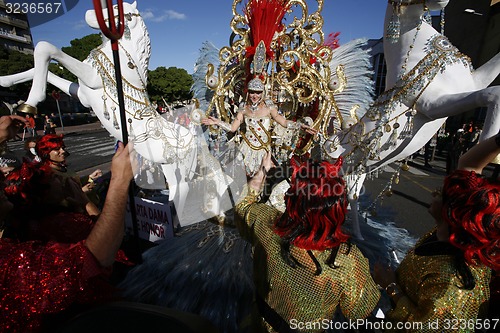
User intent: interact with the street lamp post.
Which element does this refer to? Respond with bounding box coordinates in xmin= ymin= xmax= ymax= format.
xmin=52 ymin=90 xmax=64 ymax=132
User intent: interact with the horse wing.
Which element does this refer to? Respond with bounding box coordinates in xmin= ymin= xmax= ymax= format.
xmin=328 ymin=38 xmax=375 ymax=130
xmin=191 ymin=41 xmax=220 ymax=111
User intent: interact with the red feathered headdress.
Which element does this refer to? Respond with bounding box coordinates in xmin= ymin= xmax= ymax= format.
xmin=244 ymin=0 xmax=290 ymax=60
xmin=274 ymin=157 xmax=349 ymax=251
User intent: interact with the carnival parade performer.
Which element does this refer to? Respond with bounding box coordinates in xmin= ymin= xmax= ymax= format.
xmin=202 ymin=76 xmax=313 ymax=177
xmin=374 ymin=131 xmax=500 ymax=331
xmin=235 ymin=152 xmax=381 ymax=332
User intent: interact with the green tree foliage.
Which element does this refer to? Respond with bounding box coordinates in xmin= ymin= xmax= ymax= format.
xmin=0 ymin=47 xmax=34 ymax=99
xmin=147 ymin=66 xmax=193 ymax=103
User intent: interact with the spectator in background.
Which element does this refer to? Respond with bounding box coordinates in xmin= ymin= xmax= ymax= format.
xmin=176 ymin=113 xmax=190 ymax=128
xmin=23 ymin=137 xmax=41 ymax=163
xmin=25 ymin=114 xmax=36 ymax=138
xmin=0 ymin=153 xmax=21 ymax=177
xmin=235 ymin=153 xmax=380 ymax=331
xmin=44 ymin=115 xmax=56 ymax=135
xmin=446 ymin=127 xmax=468 ymax=174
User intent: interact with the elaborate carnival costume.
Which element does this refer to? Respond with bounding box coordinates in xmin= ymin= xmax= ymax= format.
xmin=121 ymin=1 xmax=416 ymax=332
xmin=384 ymin=169 xmax=499 ymax=331
xmin=233 ymin=76 xmax=283 ymax=176
xmin=235 ymin=157 xmax=381 ymax=332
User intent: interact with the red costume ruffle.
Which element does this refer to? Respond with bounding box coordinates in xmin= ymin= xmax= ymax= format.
xmin=0 ymin=239 xmax=111 ymax=332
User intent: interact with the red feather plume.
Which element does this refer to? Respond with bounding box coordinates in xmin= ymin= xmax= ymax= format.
xmin=244 ymin=0 xmax=290 ymax=59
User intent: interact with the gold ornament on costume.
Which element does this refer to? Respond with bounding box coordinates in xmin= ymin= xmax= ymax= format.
xmin=205 ymin=0 xmax=341 ymax=156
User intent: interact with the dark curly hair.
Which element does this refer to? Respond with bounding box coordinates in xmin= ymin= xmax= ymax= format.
xmin=442 ymin=170 xmax=500 ymax=272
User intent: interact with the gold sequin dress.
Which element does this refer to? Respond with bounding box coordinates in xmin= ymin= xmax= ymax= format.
xmin=239 ymin=115 xmax=272 ymax=176
xmin=236 ymin=189 xmax=381 ymax=333
xmin=387 ymin=229 xmax=491 ymax=332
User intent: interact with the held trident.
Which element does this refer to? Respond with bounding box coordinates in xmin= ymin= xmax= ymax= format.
xmin=92 ymin=0 xmax=142 ymax=262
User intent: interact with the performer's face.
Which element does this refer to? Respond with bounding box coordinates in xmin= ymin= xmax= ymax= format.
xmin=49 ymin=146 xmax=67 ymax=164
xmin=249 ymin=90 xmax=262 ymax=104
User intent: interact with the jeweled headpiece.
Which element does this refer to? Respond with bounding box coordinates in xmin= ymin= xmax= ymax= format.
xmin=247 ymin=77 xmax=265 ymax=92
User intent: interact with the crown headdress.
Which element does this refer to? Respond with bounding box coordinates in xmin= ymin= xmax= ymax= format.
xmin=247 ymin=77 xmax=265 ymax=92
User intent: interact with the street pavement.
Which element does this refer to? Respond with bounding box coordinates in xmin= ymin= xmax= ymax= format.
xmin=8 ymin=122 xmax=114 ymax=176
xmin=359 ymin=151 xmax=497 ymax=239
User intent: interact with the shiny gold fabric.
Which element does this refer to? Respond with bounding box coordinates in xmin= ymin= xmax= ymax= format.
xmin=387 ymin=230 xmax=491 ymax=332
xmin=236 ymin=189 xmax=380 ymax=333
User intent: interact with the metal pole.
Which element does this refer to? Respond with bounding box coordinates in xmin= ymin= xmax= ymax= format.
xmin=93 ymin=0 xmax=141 ymax=263
xmin=55 ymin=99 xmax=64 ymax=132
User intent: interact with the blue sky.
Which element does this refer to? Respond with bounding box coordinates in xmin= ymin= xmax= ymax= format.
xmin=30 ymin=0 xmax=388 ymax=73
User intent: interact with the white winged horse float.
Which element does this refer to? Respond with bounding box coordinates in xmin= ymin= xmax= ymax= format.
xmin=0 ymin=1 xmax=228 ymax=225
xmin=326 ymin=0 xmax=500 ymax=238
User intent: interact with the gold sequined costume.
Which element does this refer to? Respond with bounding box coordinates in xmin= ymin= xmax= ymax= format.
xmin=236 ymin=189 xmax=380 ymax=333
xmin=387 ymin=229 xmax=491 ymax=332
xmin=239 ymin=115 xmax=273 ymax=176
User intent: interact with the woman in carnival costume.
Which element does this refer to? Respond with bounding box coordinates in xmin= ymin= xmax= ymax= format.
xmin=119 ymin=0 xmax=411 ymax=332
xmin=0 ymin=134 xmax=134 ymax=333
xmin=374 ymin=131 xmax=500 ymax=331
xmin=236 ymin=152 xmax=381 ymax=332
xmin=202 ymin=75 xmax=312 ymax=177
xmin=119 ymin=2 xmax=295 ymax=332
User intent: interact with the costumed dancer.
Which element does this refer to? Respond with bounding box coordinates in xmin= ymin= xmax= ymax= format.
xmin=235 ymin=152 xmax=381 ymax=332
xmin=200 ymin=0 xmax=316 ymax=178
xmin=119 ymin=108 xmax=249 ymax=332
xmin=374 ymin=131 xmax=500 ymax=330
xmin=202 ymin=75 xmax=310 ymax=177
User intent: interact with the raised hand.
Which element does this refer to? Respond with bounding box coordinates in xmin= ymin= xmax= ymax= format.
xmin=0 ymin=115 xmax=28 ymax=143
